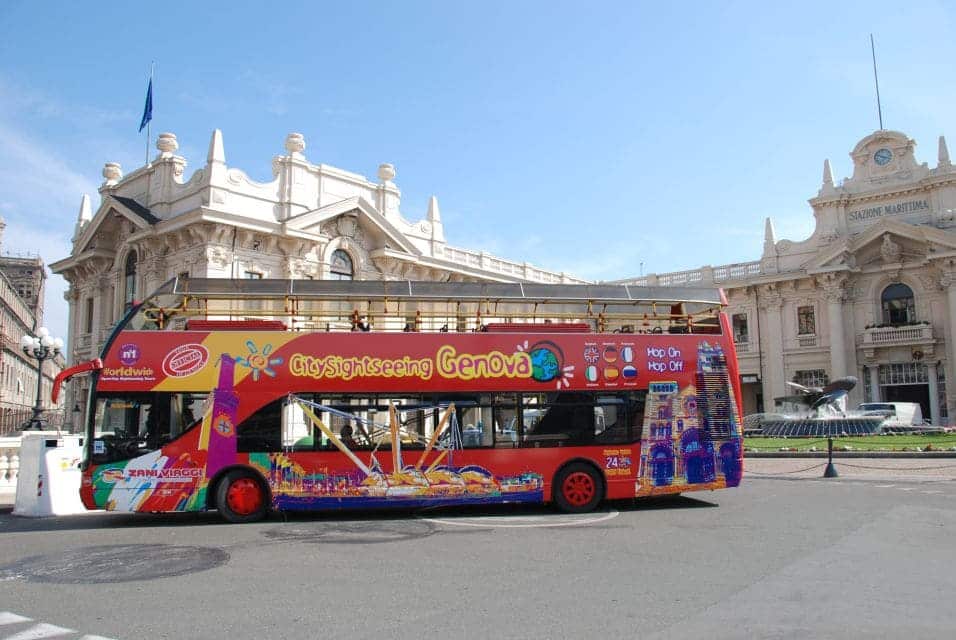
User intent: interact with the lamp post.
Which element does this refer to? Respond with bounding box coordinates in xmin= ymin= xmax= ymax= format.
xmin=20 ymin=327 xmax=63 ymax=431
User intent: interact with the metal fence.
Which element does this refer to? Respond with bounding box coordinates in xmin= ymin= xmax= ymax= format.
xmin=0 ymin=408 xmax=66 ymax=436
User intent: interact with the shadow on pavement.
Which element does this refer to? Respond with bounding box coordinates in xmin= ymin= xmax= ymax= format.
xmin=613 ymin=494 xmax=719 ymax=511
xmin=0 ymin=494 xmax=717 ymax=533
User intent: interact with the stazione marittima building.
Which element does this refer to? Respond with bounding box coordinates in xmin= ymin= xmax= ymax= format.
xmin=616 ymin=129 xmax=956 ymax=426
xmin=51 ymin=127 xmax=956 ymax=427
xmin=50 ymin=131 xmax=588 ymax=423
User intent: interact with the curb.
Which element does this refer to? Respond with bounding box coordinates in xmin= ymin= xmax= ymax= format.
xmin=746 ymin=451 xmax=956 ymax=458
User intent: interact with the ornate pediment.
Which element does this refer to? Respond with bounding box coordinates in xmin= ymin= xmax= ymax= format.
xmin=286 ymin=196 xmax=421 ymax=257
xmin=806 ymin=219 xmax=956 ymax=272
xmin=74 ymin=195 xmax=157 ymax=254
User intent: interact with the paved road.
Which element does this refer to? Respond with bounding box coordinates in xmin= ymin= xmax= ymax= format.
xmin=2 ymin=474 xmax=955 ymax=640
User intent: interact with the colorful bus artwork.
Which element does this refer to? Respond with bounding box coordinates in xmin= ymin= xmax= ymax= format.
xmin=56 ymin=278 xmax=745 ymax=523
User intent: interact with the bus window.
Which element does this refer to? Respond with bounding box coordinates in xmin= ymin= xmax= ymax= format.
xmin=237 ymin=399 xmax=283 ymax=452
xmin=594 ymin=394 xmax=630 ymax=444
xmin=493 ymin=393 xmax=518 ymax=448
xmin=458 ymin=395 xmax=493 ymax=448
xmin=170 ymin=393 xmax=206 ymax=438
xmin=598 ymin=392 xmax=645 ymax=444
xmin=92 ymin=392 xmax=208 ymax=463
xmin=520 ymin=392 xmax=594 ymax=447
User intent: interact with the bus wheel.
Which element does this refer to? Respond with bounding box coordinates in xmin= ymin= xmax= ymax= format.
xmin=553 ymin=463 xmax=603 ymax=513
xmin=216 ymin=470 xmax=268 ymax=523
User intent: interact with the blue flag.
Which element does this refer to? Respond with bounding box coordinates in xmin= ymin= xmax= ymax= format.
xmin=138 ymin=78 xmax=153 ymax=132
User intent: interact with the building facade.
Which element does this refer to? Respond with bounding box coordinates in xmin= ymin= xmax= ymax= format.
xmin=618 ymin=129 xmax=956 ymax=425
xmin=51 ymin=130 xmax=588 ymax=425
xmin=0 ymin=219 xmax=64 ymax=434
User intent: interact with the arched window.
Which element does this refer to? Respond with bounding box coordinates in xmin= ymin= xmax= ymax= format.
xmin=124 ymin=251 xmax=138 ymax=309
xmin=881 ymin=283 xmax=915 ymax=326
xmin=329 ymin=249 xmax=354 ymax=280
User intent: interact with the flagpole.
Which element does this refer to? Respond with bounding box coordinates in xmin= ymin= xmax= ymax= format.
xmin=145 ymin=62 xmax=154 ymax=166
xmin=870 ymin=34 xmax=883 ymax=131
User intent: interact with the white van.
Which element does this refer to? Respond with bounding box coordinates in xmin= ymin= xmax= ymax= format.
xmin=856 ymin=402 xmax=924 ymax=428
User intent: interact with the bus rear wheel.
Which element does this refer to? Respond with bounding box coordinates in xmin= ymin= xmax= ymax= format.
xmin=553 ymin=463 xmax=603 ymax=513
xmin=216 ymin=470 xmax=268 ymax=523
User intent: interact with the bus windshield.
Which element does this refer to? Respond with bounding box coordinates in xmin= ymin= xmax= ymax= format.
xmin=92 ymin=392 xmax=206 ymax=464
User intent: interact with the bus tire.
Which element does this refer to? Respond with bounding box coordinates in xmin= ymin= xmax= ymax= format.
xmin=553 ymin=462 xmax=603 ymax=513
xmin=216 ymin=469 xmax=269 ymax=524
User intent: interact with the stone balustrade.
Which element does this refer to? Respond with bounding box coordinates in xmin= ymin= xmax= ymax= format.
xmin=0 ymin=436 xmax=21 ymax=500
xmin=859 ymin=324 xmax=934 ymax=346
xmin=436 ymin=245 xmax=589 ymax=284
xmin=615 ymin=260 xmax=763 ymax=288
xmin=797 ymin=334 xmax=818 ymax=348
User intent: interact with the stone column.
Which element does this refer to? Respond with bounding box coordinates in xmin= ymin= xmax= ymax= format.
xmin=757 ymin=287 xmax=785 ymax=408
xmin=821 ymin=276 xmax=848 ymax=379
xmin=64 ymin=286 xmax=78 ymax=364
xmin=92 ymin=278 xmax=105 ymax=340
xmin=868 ymin=365 xmax=881 ymax=403
xmin=942 ymin=267 xmax=956 ymax=417
xmin=928 ymin=362 xmax=940 ymax=425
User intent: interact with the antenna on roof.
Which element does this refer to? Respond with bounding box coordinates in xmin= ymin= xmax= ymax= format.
xmin=870 ymin=34 xmax=884 ymax=130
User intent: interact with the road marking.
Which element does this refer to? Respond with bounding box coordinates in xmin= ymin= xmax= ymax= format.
xmin=898 ymin=487 xmax=915 ymax=491
xmin=0 ymin=613 xmax=117 ymax=640
xmin=875 ymin=484 xmax=895 ymax=488
xmin=3 ymin=623 xmax=75 ymax=640
xmin=922 ymin=490 xmax=944 ymax=494
xmin=0 ymin=615 xmax=31 ymax=627
xmin=423 ymin=510 xmax=620 ymax=529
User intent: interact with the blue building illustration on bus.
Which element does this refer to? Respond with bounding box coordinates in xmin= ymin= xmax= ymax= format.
xmin=637 ymin=341 xmax=742 ymax=495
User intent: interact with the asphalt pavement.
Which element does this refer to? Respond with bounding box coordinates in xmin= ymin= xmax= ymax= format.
xmin=2 ymin=462 xmax=956 ymax=639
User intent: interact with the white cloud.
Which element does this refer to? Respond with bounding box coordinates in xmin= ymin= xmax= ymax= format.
xmin=0 ymin=78 xmax=108 ymax=347
xmin=0 ymin=121 xmax=99 ymax=217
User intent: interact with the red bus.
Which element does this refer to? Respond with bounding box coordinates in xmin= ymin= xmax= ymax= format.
xmin=58 ymin=278 xmax=744 ymax=522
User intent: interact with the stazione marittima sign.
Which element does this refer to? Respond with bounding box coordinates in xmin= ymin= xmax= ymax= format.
xmin=847 ymin=199 xmax=930 ymax=224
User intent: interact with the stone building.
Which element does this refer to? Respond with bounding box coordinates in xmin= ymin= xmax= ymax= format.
xmin=617 ymin=129 xmax=956 ymax=425
xmin=0 ymin=219 xmax=64 ymax=434
xmin=50 ymin=130 xmax=588 ymax=425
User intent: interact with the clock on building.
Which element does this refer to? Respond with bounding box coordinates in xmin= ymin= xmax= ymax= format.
xmin=874 ymin=148 xmax=893 ymax=166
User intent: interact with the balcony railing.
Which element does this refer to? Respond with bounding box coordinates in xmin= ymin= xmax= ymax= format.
xmin=859 ymin=324 xmax=934 ymax=346
xmin=76 ymin=333 xmax=92 ymax=350
xmin=797 ymin=334 xmax=818 ymax=348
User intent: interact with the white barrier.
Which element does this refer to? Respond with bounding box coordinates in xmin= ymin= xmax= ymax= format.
xmin=13 ymin=432 xmax=87 ymax=517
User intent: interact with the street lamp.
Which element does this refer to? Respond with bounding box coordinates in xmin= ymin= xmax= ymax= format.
xmin=20 ymin=327 xmax=63 ymax=431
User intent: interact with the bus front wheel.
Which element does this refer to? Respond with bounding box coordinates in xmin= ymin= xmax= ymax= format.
xmin=216 ymin=470 xmax=268 ymax=523
xmin=553 ymin=463 xmax=603 ymax=513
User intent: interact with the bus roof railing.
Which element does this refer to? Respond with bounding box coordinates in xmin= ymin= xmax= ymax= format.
xmin=132 ymin=277 xmax=727 ymax=334
xmin=155 ymin=277 xmax=725 ymax=307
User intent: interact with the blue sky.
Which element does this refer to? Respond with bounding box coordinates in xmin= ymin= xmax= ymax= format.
xmin=1 ymin=1 xmax=955 ymax=343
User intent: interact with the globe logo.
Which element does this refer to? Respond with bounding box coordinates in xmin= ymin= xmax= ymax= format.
xmin=529 ymin=342 xmax=562 ymax=382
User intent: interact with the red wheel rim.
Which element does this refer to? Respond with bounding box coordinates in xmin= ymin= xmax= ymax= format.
xmin=226 ymin=478 xmax=263 ymax=516
xmin=562 ymin=471 xmax=595 ymax=507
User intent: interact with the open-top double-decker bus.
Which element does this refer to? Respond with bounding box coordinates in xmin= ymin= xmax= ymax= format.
xmin=56 ymin=278 xmax=744 ymax=522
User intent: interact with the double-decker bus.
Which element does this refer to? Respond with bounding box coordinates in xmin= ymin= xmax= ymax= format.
xmin=56 ymin=278 xmax=744 ymax=523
